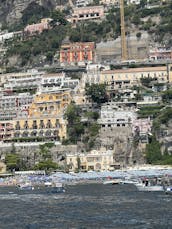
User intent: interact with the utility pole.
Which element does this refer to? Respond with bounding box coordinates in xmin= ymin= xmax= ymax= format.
xmin=120 ymin=0 xmax=128 ymax=61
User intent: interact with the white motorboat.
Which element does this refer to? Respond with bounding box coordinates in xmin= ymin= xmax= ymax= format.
xmin=134 ymin=180 xmax=164 ymax=192
xmin=165 ymin=186 xmax=172 ymax=194
xmin=17 ymin=182 xmax=34 ymax=191
xmin=44 ymin=181 xmax=52 ymax=187
xmin=49 ymin=182 xmax=65 ymax=193
xmin=103 ymin=179 xmax=122 ymax=185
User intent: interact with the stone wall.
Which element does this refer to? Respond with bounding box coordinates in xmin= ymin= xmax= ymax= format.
xmin=96 ymin=31 xmax=149 ymax=62
xmin=0 ymin=142 xmax=78 ymax=168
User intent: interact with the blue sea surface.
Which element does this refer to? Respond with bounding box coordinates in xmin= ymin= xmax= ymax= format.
xmin=0 ymin=183 xmax=172 ymax=229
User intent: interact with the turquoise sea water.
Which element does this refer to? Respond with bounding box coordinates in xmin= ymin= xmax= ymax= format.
xmin=0 ymin=183 xmax=172 ymax=229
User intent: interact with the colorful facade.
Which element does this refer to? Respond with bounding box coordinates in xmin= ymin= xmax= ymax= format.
xmin=28 ymin=90 xmax=71 ymax=118
xmin=13 ymin=117 xmax=67 ymax=141
xmin=0 ymin=89 xmax=71 ymax=142
xmin=60 ymin=42 xmax=95 ymax=66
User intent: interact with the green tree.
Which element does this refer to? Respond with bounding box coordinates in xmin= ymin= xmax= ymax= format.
xmin=162 ymin=89 xmax=172 ymax=103
xmin=136 ymin=32 xmax=142 ymax=39
xmin=140 ymin=77 xmax=155 ymax=88
xmin=145 ymin=136 xmax=162 ymax=164
xmin=39 ymin=144 xmax=52 ymax=160
xmin=65 ymin=103 xmax=84 ymax=143
xmin=50 ymin=10 xmax=68 ymax=25
xmin=85 ymin=83 xmax=108 ymax=104
xmin=21 ymin=2 xmax=50 ymax=26
xmin=89 ymin=123 xmax=100 ymax=137
xmin=140 ymin=0 xmax=147 ymax=8
xmin=85 ymin=111 xmax=99 ymax=120
xmin=76 ymin=156 xmax=81 ymax=172
xmin=34 ymin=159 xmax=59 ymax=171
xmin=5 ymin=153 xmax=21 ymax=171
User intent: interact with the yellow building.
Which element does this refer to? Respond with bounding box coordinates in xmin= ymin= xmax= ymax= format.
xmin=13 ymin=117 xmax=67 ymax=141
xmin=11 ymin=90 xmax=72 ymax=142
xmin=99 ymin=66 xmax=170 ymax=89
xmin=167 ymin=64 xmax=172 ymax=82
xmin=28 ymin=90 xmax=71 ymax=118
xmin=0 ymin=161 xmax=6 ymax=173
xmin=66 ymin=149 xmax=114 ymax=172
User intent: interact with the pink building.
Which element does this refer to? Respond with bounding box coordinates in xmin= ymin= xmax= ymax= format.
xmin=69 ymin=6 xmax=104 ymax=23
xmin=132 ymin=118 xmax=152 ymax=135
xmin=24 ymin=19 xmax=51 ymax=36
xmin=149 ymin=47 xmax=172 ymax=60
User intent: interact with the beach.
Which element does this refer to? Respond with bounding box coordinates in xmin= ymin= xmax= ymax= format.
xmin=1 ymin=165 xmax=172 ymax=187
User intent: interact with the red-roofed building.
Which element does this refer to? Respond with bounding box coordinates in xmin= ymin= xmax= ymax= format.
xmin=60 ymin=42 xmax=95 ymax=66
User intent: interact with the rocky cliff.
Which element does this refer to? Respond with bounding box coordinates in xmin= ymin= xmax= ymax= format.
xmin=0 ymin=0 xmax=66 ymax=27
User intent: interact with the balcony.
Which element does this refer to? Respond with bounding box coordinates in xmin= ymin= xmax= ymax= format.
xmin=46 ymin=121 xmax=52 ymax=129
xmin=32 ymin=125 xmax=38 ymax=129
xmin=15 ymin=125 xmax=21 ymax=130
xmin=24 ymin=125 xmax=29 ymax=129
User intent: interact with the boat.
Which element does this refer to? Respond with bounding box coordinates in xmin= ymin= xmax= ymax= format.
xmin=103 ymin=179 xmax=122 ymax=185
xmin=17 ymin=182 xmax=34 ymax=191
xmin=44 ymin=181 xmax=52 ymax=187
xmin=120 ymin=179 xmax=139 ymax=185
xmin=17 ymin=182 xmax=65 ymax=194
xmin=47 ymin=182 xmax=65 ymax=193
xmin=134 ymin=180 xmax=164 ymax=192
xmin=165 ymin=186 xmax=172 ymax=194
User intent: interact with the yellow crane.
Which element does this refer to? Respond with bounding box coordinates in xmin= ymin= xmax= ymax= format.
xmin=120 ymin=0 xmax=128 ymax=61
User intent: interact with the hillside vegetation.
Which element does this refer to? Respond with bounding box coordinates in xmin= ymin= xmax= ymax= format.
xmin=1 ymin=0 xmax=172 ymax=66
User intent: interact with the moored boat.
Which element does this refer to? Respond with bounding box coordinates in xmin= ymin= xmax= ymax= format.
xmin=165 ymin=186 xmax=172 ymax=194
xmin=47 ymin=182 xmax=65 ymax=193
xmin=134 ymin=179 xmax=164 ymax=192
xmin=103 ymin=179 xmax=122 ymax=185
xmin=17 ymin=182 xmax=34 ymax=191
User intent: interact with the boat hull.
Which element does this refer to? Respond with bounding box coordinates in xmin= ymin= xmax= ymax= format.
xmin=135 ymin=183 xmax=164 ymax=192
xmin=165 ymin=186 xmax=172 ymax=194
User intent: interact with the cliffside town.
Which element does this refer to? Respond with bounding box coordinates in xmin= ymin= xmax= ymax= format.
xmin=0 ymin=0 xmax=172 ymax=173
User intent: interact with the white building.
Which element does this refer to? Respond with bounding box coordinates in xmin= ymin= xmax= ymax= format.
xmin=81 ymin=64 xmax=110 ymax=87
xmin=137 ymin=94 xmax=162 ymax=106
xmin=98 ymin=102 xmax=137 ymax=128
xmin=40 ymin=72 xmax=80 ymax=91
xmin=0 ymin=32 xmax=14 ymax=43
xmin=100 ymin=0 xmax=120 ymax=7
xmin=0 ymin=93 xmax=33 ymax=120
xmin=4 ymin=75 xmax=42 ymax=90
xmin=1 ymin=69 xmax=44 ymax=87
xmin=76 ymin=0 xmax=93 ymax=7
xmin=127 ymin=0 xmax=141 ymax=5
